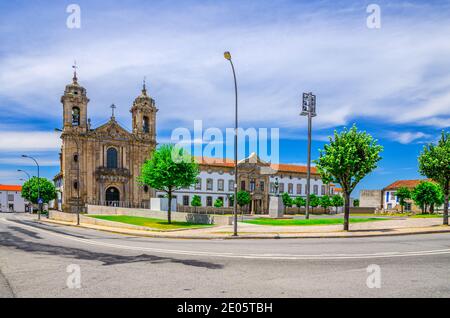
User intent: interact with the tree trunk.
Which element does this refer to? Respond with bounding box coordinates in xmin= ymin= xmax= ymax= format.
xmin=401 ymin=204 xmax=404 ymax=213
xmin=167 ymin=191 xmax=172 ymax=224
xmin=344 ymin=193 xmax=350 ymax=231
xmin=444 ymin=184 xmax=449 ymax=226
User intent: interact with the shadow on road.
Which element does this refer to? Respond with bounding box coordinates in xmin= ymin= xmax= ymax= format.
xmin=0 ymin=229 xmax=224 ymax=269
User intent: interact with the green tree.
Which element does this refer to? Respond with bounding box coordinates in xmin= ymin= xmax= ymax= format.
xmin=139 ymin=145 xmax=199 ymax=223
xmin=191 ymin=195 xmax=201 ymax=212
xmin=315 ymin=125 xmax=383 ymax=230
xmin=281 ymin=192 xmax=293 ymax=213
xmin=320 ymin=195 xmax=332 ymax=213
xmin=214 ymin=198 xmax=224 ymax=208
xmin=418 ymin=131 xmax=450 ymax=225
xmin=353 ymin=199 xmax=360 ymax=207
xmin=412 ymin=181 xmax=444 ymax=214
xmin=294 ymin=196 xmax=306 ymax=213
xmin=309 ymin=194 xmax=320 ymax=213
xmin=331 ymin=195 xmax=344 ymax=214
xmin=396 ymin=187 xmax=411 ymax=213
xmin=21 ymin=176 xmax=56 ymax=205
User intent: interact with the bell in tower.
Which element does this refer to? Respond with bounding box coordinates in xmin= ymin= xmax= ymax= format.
xmin=130 ymin=78 xmax=157 ymax=143
xmin=61 ymin=62 xmax=89 ymax=132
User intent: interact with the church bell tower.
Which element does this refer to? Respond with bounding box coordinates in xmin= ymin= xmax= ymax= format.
xmin=130 ymin=79 xmax=157 ymax=143
xmin=61 ymin=63 xmax=89 ymax=132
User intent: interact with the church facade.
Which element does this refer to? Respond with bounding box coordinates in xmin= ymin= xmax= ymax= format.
xmin=54 ymin=72 xmax=157 ymax=212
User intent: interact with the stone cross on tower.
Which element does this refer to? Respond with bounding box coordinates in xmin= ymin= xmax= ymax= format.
xmin=110 ymin=103 xmax=116 ymax=119
xmin=72 ymin=60 xmax=78 ymax=83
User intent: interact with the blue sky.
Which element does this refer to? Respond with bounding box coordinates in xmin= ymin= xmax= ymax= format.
xmin=0 ymin=0 xmax=449 ymax=196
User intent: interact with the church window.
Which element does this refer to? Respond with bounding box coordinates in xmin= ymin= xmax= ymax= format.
xmin=72 ymin=107 xmax=80 ymax=126
xmin=73 ymin=181 xmax=78 ymax=190
xmin=106 ymin=147 xmax=118 ymax=168
xmin=73 ymin=154 xmax=78 ymax=162
xmin=143 ymin=185 xmax=149 ymax=193
xmin=143 ymin=116 xmax=150 ymax=133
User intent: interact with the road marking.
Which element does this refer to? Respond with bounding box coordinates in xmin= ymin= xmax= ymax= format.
xmin=2 ymin=217 xmax=450 ymax=260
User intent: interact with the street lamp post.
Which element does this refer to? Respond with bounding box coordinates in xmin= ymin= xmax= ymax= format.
xmin=224 ymin=51 xmax=239 ymax=237
xmin=300 ymin=92 xmax=317 ymax=220
xmin=21 ymin=155 xmax=41 ymax=220
xmin=18 ymin=169 xmax=31 ymax=213
xmin=55 ymin=128 xmax=81 ymax=225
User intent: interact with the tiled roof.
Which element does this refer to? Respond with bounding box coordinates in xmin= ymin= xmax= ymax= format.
xmin=384 ymin=179 xmax=430 ymax=190
xmin=195 ymin=156 xmax=319 ymax=174
xmin=0 ymin=184 xmax=22 ymax=191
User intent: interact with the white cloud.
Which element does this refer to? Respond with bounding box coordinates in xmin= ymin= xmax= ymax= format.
xmin=0 ymin=2 xmax=450 ymax=133
xmin=388 ymin=131 xmax=431 ymax=144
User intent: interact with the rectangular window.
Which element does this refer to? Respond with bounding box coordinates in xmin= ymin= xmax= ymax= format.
xmin=296 ymin=184 xmax=302 ymax=195
xmin=241 ymin=180 xmax=246 ymax=191
xmin=313 ymin=185 xmax=318 ymax=195
xmin=206 ymin=196 xmax=213 ymax=207
xmin=250 ymin=180 xmax=256 ymax=192
xmin=321 ymin=185 xmax=326 ymax=195
xmin=7 ymin=194 xmax=14 ymax=201
xmin=288 ymin=183 xmax=293 ymax=194
xmin=195 ymin=178 xmax=202 ymax=190
xmin=218 ymin=179 xmax=224 ymax=191
xmin=183 ymin=195 xmax=189 ymax=206
xmin=260 ymin=181 xmax=264 ymax=192
xmin=279 ymin=183 xmax=284 ymax=193
xmin=229 ymin=180 xmax=234 ymax=191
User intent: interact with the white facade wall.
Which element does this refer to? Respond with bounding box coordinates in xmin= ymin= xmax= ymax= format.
xmin=269 ymin=175 xmax=328 ymax=197
xmin=156 ymin=170 xmax=234 ymax=208
xmin=156 ymin=170 xmax=329 ymax=208
xmin=0 ymin=190 xmax=27 ymax=212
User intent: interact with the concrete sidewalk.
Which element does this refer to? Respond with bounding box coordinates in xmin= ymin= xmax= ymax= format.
xmin=39 ymin=217 xmax=450 ymax=239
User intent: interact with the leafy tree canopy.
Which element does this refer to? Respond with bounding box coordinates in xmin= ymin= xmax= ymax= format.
xmin=191 ymin=195 xmax=201 ymax=207
xmin=139 ymin=145 xmax=199 ymax=193
xmin=315 ymin=125 xmax=383 ymax=196
xmin=412 ymin=181 xmax=444 ymax=212
xmin=21 ymin=177 xmax=56 ymax=204
xmin=281 ymin=192 xmax=293 ymax=207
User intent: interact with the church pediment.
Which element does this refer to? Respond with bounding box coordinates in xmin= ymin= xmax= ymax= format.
xmin=92 ymin=119 xmax=132 ymax=140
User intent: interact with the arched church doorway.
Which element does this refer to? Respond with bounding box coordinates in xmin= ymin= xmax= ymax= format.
xmin=106 ymin=187 xmax=120 ymax=206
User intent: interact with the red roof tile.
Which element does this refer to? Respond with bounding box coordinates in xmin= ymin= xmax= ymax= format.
xmin=195 ymin=157 xmax=319 ymax=175
xmin=0 ymin=184 xmax=22 ymax=191
xmin=384 ymin=179 xmax=431 ymax=190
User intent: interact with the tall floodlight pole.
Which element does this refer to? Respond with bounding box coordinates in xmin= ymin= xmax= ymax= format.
xmin=55 ymin=128 xmax=80 ymax=225
xmin=300 ymin=92 xmax=317 ymax=220
xmin=22 ymin=155 xmax=41 ymax=220
xmin=224 ymin=51 xmax=239 ymax=237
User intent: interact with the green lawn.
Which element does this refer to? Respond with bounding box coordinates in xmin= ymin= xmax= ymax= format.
xmin=88 ymin=215 xmax=214 ymax=230
xmin=243 ymin=217 xmax=388 ymax=226
xmin=410 ymin=214 xmax=443 ymax=218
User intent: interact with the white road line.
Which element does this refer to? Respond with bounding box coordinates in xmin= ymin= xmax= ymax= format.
xmin=2 ymin=217 xmax=450 ymax=260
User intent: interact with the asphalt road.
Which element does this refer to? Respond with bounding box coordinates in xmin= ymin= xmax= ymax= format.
xmin=1 ymin=212 xmax=450 ymax=298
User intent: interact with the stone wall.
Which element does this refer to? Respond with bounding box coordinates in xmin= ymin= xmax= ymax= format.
xmin=85 ymin=204 xmax=232 ymax=225
xmin=359 ymin=190 xmax=382 ymax=208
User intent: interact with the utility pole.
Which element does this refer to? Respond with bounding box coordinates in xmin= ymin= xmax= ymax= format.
xmin=301 ymin=92 xmax=316 ymax=220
